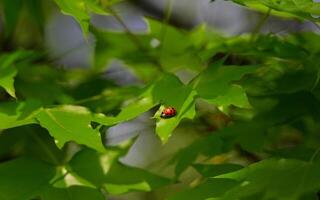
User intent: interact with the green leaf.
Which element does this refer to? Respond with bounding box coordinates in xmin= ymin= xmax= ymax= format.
xmin=36 ymin=105 xmax=105 ymax=152
xmin=94 ymin=74 xmax=197 ymax=143
xmin=154 ymin=91 xmax=197 ymax=143
xmin=53 ymin=0 xmax=108 ymax=36
xmin=15 ymin=64 xmax=72 ymax=104
xmin=0 ymin=51 xmax=38 ymax=98
xmin=69 ymin=148 xmax=172 ymax=194
xmin=68 ymin=149 xmax=106 ymax=186
xmin=167 ymin=178 xmax=238 ymax=200
xmin=0 ymin=125 xmax=65 ymax=165
xmin=172 ymin=118 xmax=271 ymax=177
xmin=148 ymin=19 xmax=202 ymax=71
xmin=218 ymin=158 xmax=320 ymax=200
xmin=268 ymin=146 xmax=317 ymax=162
xmin=232 ymin=0 xmax=320 ymax=21
xmin=173 ymin=135 xmax=223 ymax=177
xmin=2 ymin=0 xmax=23 ymax=37
xmin=92 ymin=18 xmax=203 ymax=72
xmin=91 ymin=27 xmax=150 ymax=70
xmin=105 ymin=0 xmax=123 ymax=5
xmin=0 ymin=65 xmax=17 ymax=98
xmin=0 ymin=100 xmax=42 ymax=130
xmin=25 ymin=0 xmax=45 ymax=30
xmin=153 ymin=74 xmax=197 ymax=142
xmin=104 ymin=162 xmax=172 ymax=194
xmin=202 ymin=35 xmax=309 ymax=65
xmin=193 ymin=163 xmax=243 ymax=177
xmin=241 ymin=62 xmax=317 ymax=96
xmin=40 ymin=185 xmax=104 ymax=200
xmin=0 ymin=53 xmax=24 ymax=98
xmin=205 ymin=85 xmax=251 ymax=109
xmin=194 ymin=62 xmax=258 ymax=109
xmin=93 ymin=86 xmax=156 ymax=126
xmin=0 ymin=157 xmax=56 ymax=200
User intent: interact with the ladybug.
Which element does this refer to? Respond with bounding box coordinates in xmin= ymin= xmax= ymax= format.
xmin=160 ymin=107 xmax=177 ymax=119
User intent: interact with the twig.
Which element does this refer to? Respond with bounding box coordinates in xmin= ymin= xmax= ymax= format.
xmin=251 ymin=8 xmax=272 ymax=41
xmin=311 ymin=21 xmax=320 ymax=31
xmin=159 ymin=0 xmax=173 ymax=59
xmin=310 ymin=147 xmax=320 ymax=163
xmin=107 ymin=6 xmax=165 ymax=72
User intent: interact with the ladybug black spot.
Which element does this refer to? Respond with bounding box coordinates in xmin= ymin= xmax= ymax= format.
xmin=160 ymin=107 xmax=177 ymax=119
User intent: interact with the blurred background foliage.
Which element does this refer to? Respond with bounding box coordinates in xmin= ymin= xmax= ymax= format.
xmin=1 ymin=0 xmax=320 ymax=200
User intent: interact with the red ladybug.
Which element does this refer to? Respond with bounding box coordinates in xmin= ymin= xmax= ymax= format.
xmin=160 ymin=107 xmax=177 ymax=119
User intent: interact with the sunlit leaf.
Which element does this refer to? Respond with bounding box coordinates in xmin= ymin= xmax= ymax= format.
xmin=232 ymin=0 xmax=320 ymax=21
xmin=93 ymin=85 xmax=156 ymax=126
xmin=154 ymin=91 xmax=196 ymax=143
xmin=94 ymin=74 xmax=198 ymax=143
xmin=36 ymin=105 xmax=105 ymax=152
xmin=152 ymin=74 xmax=197 ymax=142
xmin=53 ymin=0 xmax=108 ymax=36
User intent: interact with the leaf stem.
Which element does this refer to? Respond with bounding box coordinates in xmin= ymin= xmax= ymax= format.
xmin=310 ymin=147 xmax=320 ymax=163
xmin=251 ymin=8 xmax=272 ymax=41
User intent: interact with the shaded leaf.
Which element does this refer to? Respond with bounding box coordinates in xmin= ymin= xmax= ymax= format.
xmin=2 ymin=0 xmax=23 ymax=36
xmin=0 ymin=125 xmax=65 ymax=165
xmin=218 ymin=158 xmax=320 ymax=200
xmin=40 ymin=185 xmax=104 ymax=200
xmin=25 ymin=0 xmax=45 ymax=30
xmin=68 ymin=148 xmax=106 ymax=186
xmin=104 ymin=161 xmax=172 ymax=194
xmin=0 ymin=157 xmax=56 ymax=200
xmin=173 ymin=134 xmax=223 ymax=177
xmin=194 ymin=62 xmax=258 ymax=108
xmin=69 ymin=148 xmax=172 ymax=194
xmin=241 ymin=62 xmax=317 ymax=97
xmin=16 ymin=65 xmax=72 ymax=104
xmin=0 ymin=100 xmax=41 ymax=130
xmin=193 ymin=163 xmax=243 ymax=177
xmin=167 ymin=178 xmax=238 ymax=200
